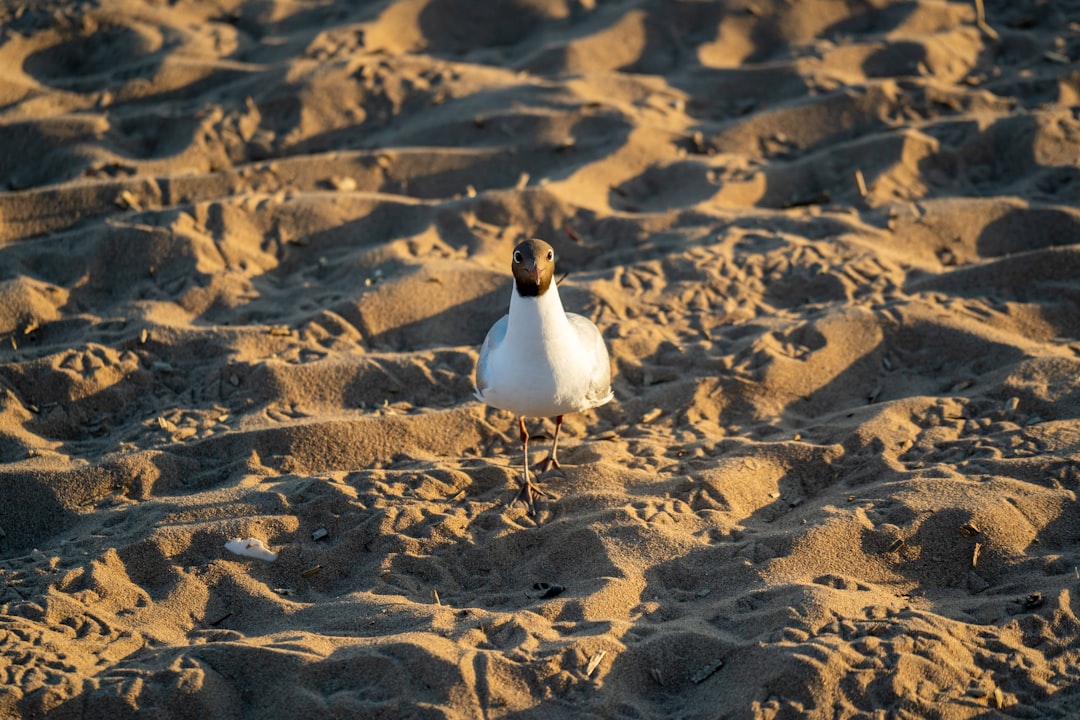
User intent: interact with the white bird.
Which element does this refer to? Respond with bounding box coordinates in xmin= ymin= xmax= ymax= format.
xmin=474 ymin=238 xmax=613 ymax=513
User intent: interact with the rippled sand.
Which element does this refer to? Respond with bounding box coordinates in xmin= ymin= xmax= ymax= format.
xmin=3 ymin=1 xmax=1080 ymax=717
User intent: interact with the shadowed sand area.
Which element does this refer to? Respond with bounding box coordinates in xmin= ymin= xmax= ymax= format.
xmin=3 ymin=0 xmax=1080 ymax=717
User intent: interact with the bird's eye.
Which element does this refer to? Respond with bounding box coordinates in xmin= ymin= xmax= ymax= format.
xmin=513 ymin=250 xmax=522 ymax=264
xmin=547 ymin=250 xmax=553 ymax=261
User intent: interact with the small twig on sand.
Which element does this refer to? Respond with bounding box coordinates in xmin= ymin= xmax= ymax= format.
xmin=974 ymin=0 xmax=999 ymax=40
xmin=563 ymin=223 xmax=584 ymax=244
xmin=585 ymin=650 xmax=606 ymax=677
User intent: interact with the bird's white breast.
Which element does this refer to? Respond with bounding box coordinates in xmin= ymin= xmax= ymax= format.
xmin=476 ymin=283 xmax=610 ymax=418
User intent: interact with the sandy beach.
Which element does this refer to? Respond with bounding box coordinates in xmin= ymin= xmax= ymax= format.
xmin=3 ymin=0 xmax=1080 ymax=717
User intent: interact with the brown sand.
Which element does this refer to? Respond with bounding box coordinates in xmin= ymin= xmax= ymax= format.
xmin=2 ymin=0 xmax=1080 ymax=717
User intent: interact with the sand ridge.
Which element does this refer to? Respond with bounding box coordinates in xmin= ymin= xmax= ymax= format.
xmin=2 ymin=0 xmax=1080 ymax=717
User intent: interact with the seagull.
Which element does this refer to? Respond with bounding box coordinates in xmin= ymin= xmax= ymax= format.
xmin=474 ymin=238 xmax=613 ymax=514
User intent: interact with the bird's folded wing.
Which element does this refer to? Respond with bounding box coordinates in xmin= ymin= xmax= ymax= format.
xmin=474 ymin=314 xmax=509 ymax=399
xmin=568 ymin=313 xmax=613 ymax=407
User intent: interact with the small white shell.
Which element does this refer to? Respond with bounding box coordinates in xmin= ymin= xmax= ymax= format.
xmin=225 ymin=537 xmax=278 ymax=562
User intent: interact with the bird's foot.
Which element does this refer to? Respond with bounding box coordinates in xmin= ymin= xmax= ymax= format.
xmin=514 ymin=472 xmax=549 ymax=515
xmin=532 ymin=455 xmax=565 ymax=479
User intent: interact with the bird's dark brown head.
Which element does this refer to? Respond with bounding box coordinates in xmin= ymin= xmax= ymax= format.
xmin=511 ymin=238 xmax=555 ymax=297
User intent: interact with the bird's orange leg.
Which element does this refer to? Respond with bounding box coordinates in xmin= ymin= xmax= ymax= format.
xmin=533 ymin=414 xmax=566 ymax=478
xmin=514 ymin=416 xmax=548 ymax=514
